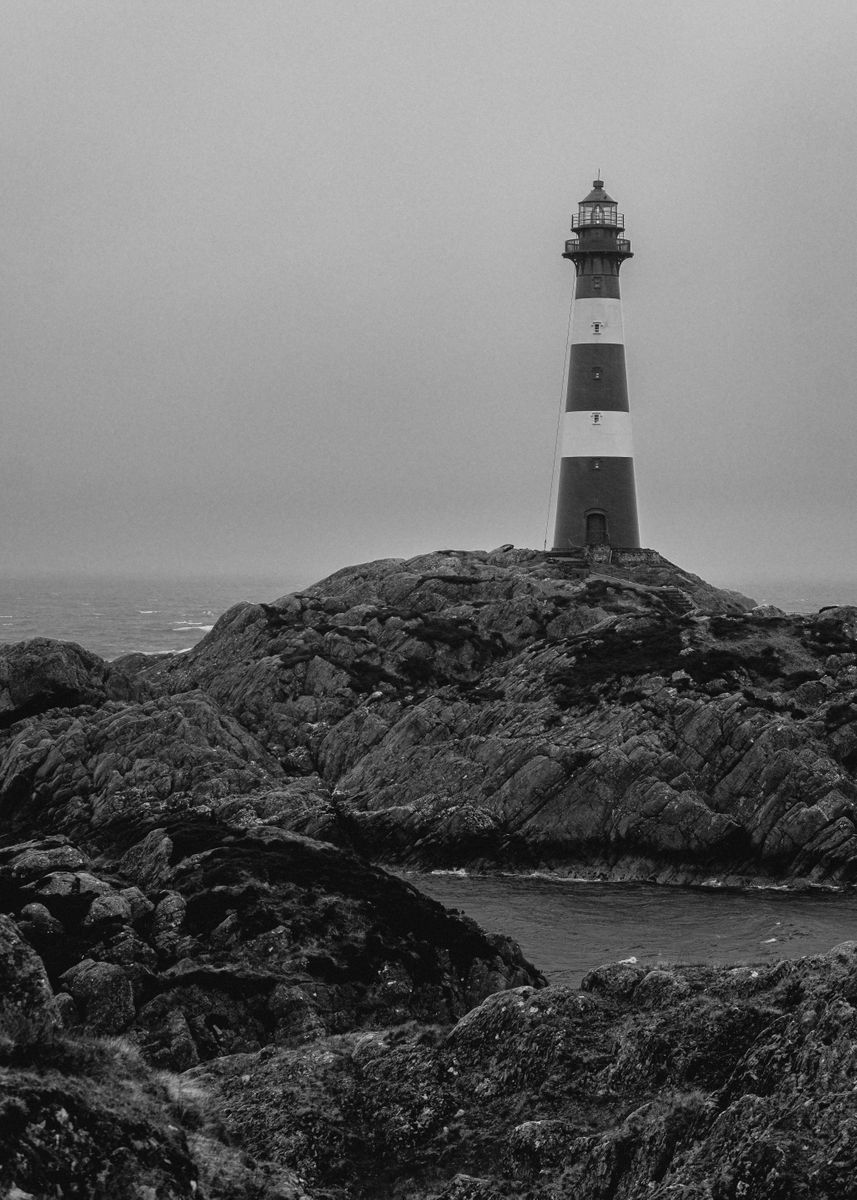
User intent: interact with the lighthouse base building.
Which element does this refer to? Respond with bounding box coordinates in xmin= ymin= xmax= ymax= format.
xmin=551 ymin=180 xmax=641 ymax=554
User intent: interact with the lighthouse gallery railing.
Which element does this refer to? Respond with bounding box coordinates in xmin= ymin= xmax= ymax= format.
xmin=564 ymin=238 xmax=631 ymax=255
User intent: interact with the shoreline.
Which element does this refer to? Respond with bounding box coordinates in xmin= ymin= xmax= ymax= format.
xmin=395 ymin=862 xmax=850 ymax=895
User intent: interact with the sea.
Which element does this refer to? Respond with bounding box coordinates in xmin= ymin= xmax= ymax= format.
xmin=416 ymin=873 xmax=857 ymax=987
xmin=2 ymin=567 xmax=857 ymax=982
xmin=0 ymin=571 xmax=305 ymax=661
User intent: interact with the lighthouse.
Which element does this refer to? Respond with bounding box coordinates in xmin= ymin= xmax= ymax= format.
xmin=552 ymin=179 xmax=641 ymax=551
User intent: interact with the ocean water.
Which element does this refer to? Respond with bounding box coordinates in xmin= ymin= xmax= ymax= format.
xmin=728 ymin=578 xmax=857 ymax=614
xmin=415 ymin=873 xmax=857 ymax=986
xmin=0 ymin=572 xmax=305 ymax=660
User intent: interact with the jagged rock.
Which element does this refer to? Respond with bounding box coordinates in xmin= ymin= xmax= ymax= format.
xmin=507 ymin=1118 xmax=579 ymax=1176
xmin=634 ymin=967 xmax=692 ymax=1007
xmin=118 ymin=884 xmax=154 ymax=923
xmin=0 ymin=639 xmax=111 ymax=729
xmin=187 ymin=1130 xmax=312 ymax=1200
xmin=0 ymin=690 xmax=284 ymax=844
xmin=187 ymin=951 xmax=857 ymax=1199
xmin=581 ymin=960 xmax=646 ymax=997
xmin=151 ymin=889 xmax=188 ymax=954
xmin=6 ymin=550 xmax=857 ymax=1196
xmin=144 ymin=1006 xmax=200 ymax=1071
xmin=60 ymin=959 xmax=135 ymax=1033
xmin=0 ymin=1028 xmax=310 ymax=1199
xmin=53 ymin=990 xmax=79 ymax=1027
xmin=17 ymin=901 xmax=64 ymax=938
xmin=5 ymin=550 xmax=857 ymax=883
xmin=23 ymin=870 xmax=113 ymax=900
xmin=82 ymin=891 xmax=133 ymax=926
xmin=0 ymin=913 xmax=59 ymax=1036
xmin=267 ymin=982 xmax=327 ymax=1043
xmin=117 ymin=827 xmax=176 ymax=889
xmin=124 ymin=823 xmax=542 ymax=1059
xmin=0 ymin=829 xmax=543 ymax=1067
xmin=0 ymin=838 xmax=90 ymax=886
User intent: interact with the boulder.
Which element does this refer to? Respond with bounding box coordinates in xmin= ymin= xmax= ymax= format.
xmin=581 ymin=960 xmax=646 ymax=997
xmin=0 ymin=913 xmax=59 ymax=1037
xmin=0 ymin=638 xmax=113 ymax=728
xmin=59 ymin=959 xmax=135 ymax=1033
xmin=507 ymin=1118 xmax=579 ymax=1176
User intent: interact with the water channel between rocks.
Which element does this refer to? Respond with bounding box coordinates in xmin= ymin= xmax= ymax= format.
xmin=406 ymin=872 xmax=857 ymax=987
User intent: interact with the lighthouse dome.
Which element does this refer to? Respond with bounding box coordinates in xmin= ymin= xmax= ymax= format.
xmin=581 ymin=179 xmax=617 ymax=204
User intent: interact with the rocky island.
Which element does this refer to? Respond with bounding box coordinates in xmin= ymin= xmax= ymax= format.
xmin=2 ymin=547 xmax=857 ymax=1197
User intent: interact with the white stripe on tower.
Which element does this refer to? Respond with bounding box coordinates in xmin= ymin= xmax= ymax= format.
xmin=561 ymin=409 xmax=634 ymax=459
xmin=570 ymin=298 xmax=625 ymax=345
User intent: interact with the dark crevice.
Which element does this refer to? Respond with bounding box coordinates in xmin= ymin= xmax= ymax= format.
xmin=0 ymin=689 xmax=98 ymax=731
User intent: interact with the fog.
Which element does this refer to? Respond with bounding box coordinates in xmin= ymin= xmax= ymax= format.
xmin=2 ymin=1 xmax=856 ymax=591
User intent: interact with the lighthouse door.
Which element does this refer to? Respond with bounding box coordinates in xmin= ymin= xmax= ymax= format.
xmin=585 ymin=512 xmax=608 ymax=545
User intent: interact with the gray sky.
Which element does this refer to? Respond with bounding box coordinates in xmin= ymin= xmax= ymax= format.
xmin=2 ymin=1 xmax=856 ymax=589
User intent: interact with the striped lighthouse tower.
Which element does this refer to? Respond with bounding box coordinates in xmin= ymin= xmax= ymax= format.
xmin=552 ymin=179 xmax=641 ymax=551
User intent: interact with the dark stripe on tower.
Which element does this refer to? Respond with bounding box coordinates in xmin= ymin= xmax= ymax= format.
xmin=574 ymin=275 xmax=621 ymax=299
xmin=552 ymin=458 xmax=640 ymax=549
xmin=566 ymin=345 xmax=629 ymax=412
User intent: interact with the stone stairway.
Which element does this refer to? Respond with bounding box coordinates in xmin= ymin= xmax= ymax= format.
xmin=656 ymin=585 xmax=697 ymax=615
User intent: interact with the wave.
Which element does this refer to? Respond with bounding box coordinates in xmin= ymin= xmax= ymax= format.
xmin=517 ymin=871 xmax=610 ymax=884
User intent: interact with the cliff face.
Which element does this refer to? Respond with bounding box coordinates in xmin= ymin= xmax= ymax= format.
xmin=4 ymin=547 xmax=846 ymax=887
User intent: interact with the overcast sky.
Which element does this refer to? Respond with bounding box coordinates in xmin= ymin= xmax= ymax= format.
xmin=1 ymin=1 xmax=856 ymax=590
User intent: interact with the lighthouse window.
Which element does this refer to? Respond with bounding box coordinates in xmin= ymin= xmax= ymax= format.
xmin=591 ymin=321 xmax=602 ymax=334
xmin=591 ymin=412 xmax=602 ymax=425
xmin=592 ymin=276 xmax=602 ymax=290
xmin=592 ymin=368 xmax=601 ymax=380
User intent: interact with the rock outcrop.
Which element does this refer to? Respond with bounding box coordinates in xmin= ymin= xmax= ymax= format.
xmin=3 ymin=546 xmax=857 ymax=1195
xmin=0 ymin=1017 xmax=311 ymax=1199
xmin=5 ymin=547 xmax=852 ymax=885
xmin=184 ymin=944 xmax=857 ymax=1199
xmin=0 ymin=828 xmax=539 ymax=1067
xmin=0 ymin=637 xmax=139 ymax=729
xmin=0 ymin=822 xmax=540 ymax=1197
